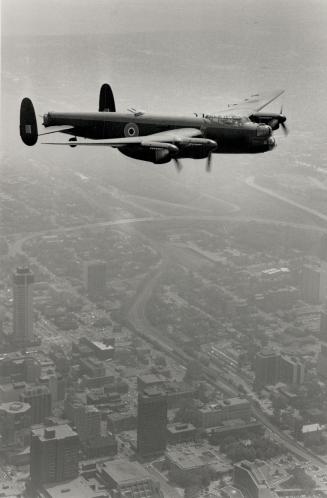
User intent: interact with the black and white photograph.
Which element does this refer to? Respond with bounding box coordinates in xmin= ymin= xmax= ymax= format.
xmin=1 ymin=0 xmax=327 ymax=496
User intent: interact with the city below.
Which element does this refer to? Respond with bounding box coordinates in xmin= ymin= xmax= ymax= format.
xmin=1 ymin=144 xmax=327 ymax=498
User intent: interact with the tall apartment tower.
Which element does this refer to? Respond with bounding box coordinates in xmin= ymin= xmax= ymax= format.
xmin=137 ymin=388 xmax=167 ymax=459
xmin=12 ymin=267 xmax=34 ymax=344
xmin=30 ymin=425 xmax=79 ymax=486
xmin=301 ymin=263 xmax=327 ymax=305
xmin=279 ymin=355 xmax=305 ymax=385
xmin=84 ymin=261 xmax=107 ymax=300
xmin=20 ymin=385 xmax=52 ymax=424
xmin=254 ymin=349 xmax=280 ymax=388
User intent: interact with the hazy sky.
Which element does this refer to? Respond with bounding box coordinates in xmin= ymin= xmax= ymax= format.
xmin=1 ymin=0 xmax=238 ymax=36
xmin=3 ymin=0 xmax=326 ymax=38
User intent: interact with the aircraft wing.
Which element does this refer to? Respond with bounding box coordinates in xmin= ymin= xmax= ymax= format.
xmin=43 ymin=127 xmax=204 ymax=147
xmin=218 ymin=89 xmax=285 ymax=116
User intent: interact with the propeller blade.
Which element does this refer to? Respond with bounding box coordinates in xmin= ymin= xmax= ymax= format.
xmin=281 ymin=121 xmax=289 ymax=136
xmin=206 ymin=142 xmax=217 ymax=172
xmin=206 ymin=153 xmax=213 ymax=173
xmin=174 ymin=158 xmax=183 ymax=172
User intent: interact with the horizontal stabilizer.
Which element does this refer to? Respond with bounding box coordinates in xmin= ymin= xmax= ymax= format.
xmin=20 ymin=98 xmax=38 ymax=146
xmin=39 ymin=126 xmax=75 ymax=136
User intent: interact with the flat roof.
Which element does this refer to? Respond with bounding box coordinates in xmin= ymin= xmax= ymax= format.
xmin=0 ymin=401 xmax=30 ymax=414
xmin=101 ymin=459 xmax=149 ymax=485
xmin=166 ymin=450 xmax=206 ymax=470
xmin=32 ymin=424 xmax=77 ymax=441
xmin=167 ymin=423 xmax=196 ymax=433
xmin=302 ymin=423 xmax=324 ymax=433
xmin=92 ymin=340 xmax=114 ymax=351
xmin=138 ymin=373 xmax=167 ymax=383
xmin=199 ymin=397 xmax=249 ymax=412
xmin=221 ymin=486 xmax=244 ymax=498
xmin=42 ymin=476 xmax=105 ymax=498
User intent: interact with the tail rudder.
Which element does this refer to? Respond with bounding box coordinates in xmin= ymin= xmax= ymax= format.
xmin=99 ymin=83 xmax=115 ymax=112
xmin=20 ymin=98 xmax=38 ymax=146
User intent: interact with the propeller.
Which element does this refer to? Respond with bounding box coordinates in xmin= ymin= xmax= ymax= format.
xmin=279 ymin=105 xmax=289 ymax=136
xmin=206 ymin=152 xmax=213 ymax=173
xmin=206 ymin=142 xmax=218 ymax=172
xmin=174 ymin=158 xmax=183 ymax=172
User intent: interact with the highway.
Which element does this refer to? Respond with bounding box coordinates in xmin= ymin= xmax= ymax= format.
xmin=246 ymin=175 xmax=327 ymax=225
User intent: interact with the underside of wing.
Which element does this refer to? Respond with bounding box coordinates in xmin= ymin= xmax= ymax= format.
xmin=218 ymin=89 xmax=285 ymax=117
xmin=42 ymin=127 xmax=204 ymax=147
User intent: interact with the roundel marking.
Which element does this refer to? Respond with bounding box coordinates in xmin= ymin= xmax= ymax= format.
xmin=124 ymin=122 xmax=139 ymax=137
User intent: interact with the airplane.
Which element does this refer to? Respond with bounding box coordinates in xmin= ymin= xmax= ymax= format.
xmin=19 ymin=84 xmax=288 ymax=172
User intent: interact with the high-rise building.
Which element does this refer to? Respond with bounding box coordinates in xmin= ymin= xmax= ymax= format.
xmin=12 ymin=267 xmax=34 ymax=344
xmin=65 ymin=397 xmax=101 ymax=442
xmin=0 ymin=401 xmax=31 ymax=444
xmin=137 ymin=388 xmax=167 ymax=459
xmin=84 ymin=261 xmax=107 ymax=300
xmin=255 ymin=350 xmax=305 ymax=388
xmin=279 ymin=355 xmax=305 ymax=385
xmin=301 ymin=263 xmax=327 ymax=305
xmin=20 ymin=385 xmax=52 ymax=424
xmin=30 ymin=425 xmax=79 ymax=486
xmin=254 ymin=349 xmax=280 ymax=388
xmin=0 ymin=354 xmax=40 ymax=383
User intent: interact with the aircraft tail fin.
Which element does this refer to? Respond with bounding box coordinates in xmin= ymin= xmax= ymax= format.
xmin=99 ymin=83 xmax=116 ymax=112
xmin=20 ymin=98 xmax=38 ymax=146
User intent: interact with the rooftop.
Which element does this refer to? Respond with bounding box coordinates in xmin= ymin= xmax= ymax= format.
xmin=167 ymin=423 xmax=196 ymax=433
xmin=199 ymin=397 xmax=249 ymax=413
xmin=92 ymin=340 xmax=114 ymax=351
xmin=42 ymin=476 xmax=105 ymax=498
xmin=302 ymin=423 xmax=324 ymax=433
xmin=32 ymin=424 xmax=78 ymax=441
xmin=101 ymin=459 xmax=149 ymax=485
xmin=166 ymin=449 xmax=209 ymax=471
xmin=0 ymin=401 xmax=30 ymax=414
xmin=221 ymin=486 xmax=244 ymax=498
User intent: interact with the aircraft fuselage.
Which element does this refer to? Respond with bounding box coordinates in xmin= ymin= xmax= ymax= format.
xmin=43 ymin=111 xmax=275 ymax=153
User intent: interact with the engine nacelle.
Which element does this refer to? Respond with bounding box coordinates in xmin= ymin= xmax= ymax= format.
xmin=119 ymin=146 xmax=172 ymax=164
xmin=250 ymin=112 xmax=286 ymax=131
xmin=179 ymin=143 xmax=215 ymax=160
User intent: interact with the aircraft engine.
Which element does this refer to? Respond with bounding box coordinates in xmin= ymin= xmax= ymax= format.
xmin=250 ymin=112 xmax=288 ymax=134
xmin=119 ymin=145 xmax=174 ymax=164
xmin=179 ymin=142 xmax=217 ymax=160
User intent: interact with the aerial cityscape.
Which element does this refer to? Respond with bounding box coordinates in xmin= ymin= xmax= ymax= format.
xmin=2 ymin=0 xmax=327 ymax=497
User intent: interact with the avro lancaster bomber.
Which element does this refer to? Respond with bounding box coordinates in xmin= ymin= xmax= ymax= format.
xmin=20 ymin=84 xmax=288 ymax=171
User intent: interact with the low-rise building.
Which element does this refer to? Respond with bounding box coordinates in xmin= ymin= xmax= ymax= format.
xmin=36 ymin=476 xmax=107 ymax=498
xmin=192 ymin=398 xmax=251 ymax=428
xmin=234 ymin=460 xmax=276 ymax=498
xmin=166 ymin=449 xmax=207 ymax=486
xmin=99 ymin=460 xmax=162 ymax=498
xmin=167 ymin=423 xmax=197 ymax=444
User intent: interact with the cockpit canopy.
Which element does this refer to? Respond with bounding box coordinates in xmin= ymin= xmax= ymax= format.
xmin=204 ymin=114 xmax=250 ymax=126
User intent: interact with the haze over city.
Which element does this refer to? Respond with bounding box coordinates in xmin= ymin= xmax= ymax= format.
xmin=1 ymin=1 xmax=327 ymax=497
